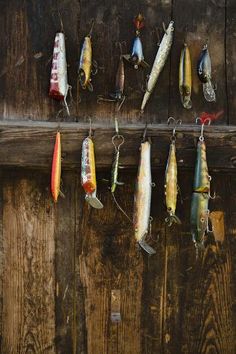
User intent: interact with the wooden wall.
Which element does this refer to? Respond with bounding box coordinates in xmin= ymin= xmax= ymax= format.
xmin=0 ymin=1 xmax=236 ymax=353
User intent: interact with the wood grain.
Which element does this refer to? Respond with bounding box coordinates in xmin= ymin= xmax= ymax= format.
xmin=1 ymin=171 xmax=56 ymax=353
xmin=0 ymin=120 xmax=235 ymax=169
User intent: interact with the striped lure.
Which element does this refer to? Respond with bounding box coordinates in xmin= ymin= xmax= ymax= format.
xmin=51 ymin=132 xmax=62 ymax=202
xmin=81 ymin=137 xmax=103 ymax=209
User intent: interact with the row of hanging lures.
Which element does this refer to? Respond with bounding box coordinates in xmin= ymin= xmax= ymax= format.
xmin=49 ymin=16 xmax=216 ymax=115
xmin=51 ymin=117 xmax=215 ymax=257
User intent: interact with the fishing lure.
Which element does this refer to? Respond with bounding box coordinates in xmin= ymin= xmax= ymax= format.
xmin=164 ymin=118 xmax=181 ymax=226
xmin=78 ymin=21 xmax=97 ymax=92
xmin=123 ymin=14 xmax=149 ymax=69
xmin=179 ymin=43 xmax=192 ymax=109
xmin=197 ymin=44 xmax=216 ymax=102
xmin=51 ymin=131 xmax=62 ymax=202
xmin=141 ymin=21 xmax=174 ymax=112
xmin=111 ymin=133 xmax=124 ymax=194
xmin=97 ymin=54 xmax=125 ymax=111
xmin=190 ymin=119 xmax=212 ymax=254
xmin=49 ymin=32 xmax=71 ymax=115
xmin=133 ymin=131 xmax=156 ymax=255
xmin=81 ymin=131 xmax=103 ymax=209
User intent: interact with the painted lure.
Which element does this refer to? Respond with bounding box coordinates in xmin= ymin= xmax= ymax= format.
xmin=81 ymin=131 xmax=103 ymax=209
xmin=190 ymin=119 xmax=213 ymax=255
xmin=123 ymin=14 xmax=149 ymax=69
xmin=78 ymin=21 xmax=97 ymax=92
xmin=49 ymin=32 xmax=71 ymax=115
xmin=179 ymin=43 xmax=192 ymax=109
xmin=141 ymin=21 xmax=174 ymax=112
xmin=51 ymin=131 xmax=62 ymax=202
xmin=165 ymin=118 xmax=182 ymax=226
xmin=133 ymin=134 xmax=156 ymax=255
xmin=197 ymin=44 xmax=216 ymax=102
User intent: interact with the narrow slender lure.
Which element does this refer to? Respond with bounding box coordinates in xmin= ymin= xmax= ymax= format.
xmin=51 ymin=132 xmax=62 ymax=203
xmin=49 ymin=32 xmax=70 ymax=114
xmin=197 ymin=45 xmax=216 ymax=102
xmin=179 ymin=43 xmax=192 ymax=109
xmin=111 ymin=145 xmax=124 ymax=193
xmin=133 ymin=141 xmax=156 ymax=255
xmin=123 ymin=14 xmax=148 ymax=69
xmin=141 ymin=21 xmax=174 ymax=112
xmin=78 ymin=22 xmax=96 ymax=92
xmin=97 ymin=53 xmax=125 ymax=110
xmin=165 ymin=141 xmax=181 ymax=226
xmin=81 ymin=136 xmax=103 ymax=209
xmin=190 ymin=134 xmax=211 ymax=252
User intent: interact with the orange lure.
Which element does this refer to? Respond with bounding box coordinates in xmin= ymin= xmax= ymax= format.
xmin=51 ymin=132 xmax=61 ymax=202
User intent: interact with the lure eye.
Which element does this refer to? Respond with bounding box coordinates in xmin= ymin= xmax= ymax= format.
xmin=200 ymin=217 xmax=205 ymax=223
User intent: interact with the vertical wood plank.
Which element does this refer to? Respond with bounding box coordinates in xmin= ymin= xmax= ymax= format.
xmin=0 ymin=172 xmax=3 ymax=348
xmin=226 ymin=0 xmax=236 ymax=124
xmin=1 ymin=171 xmax=56 ymax=353
xmin=170 ymin=0 xmax=227 ymax=124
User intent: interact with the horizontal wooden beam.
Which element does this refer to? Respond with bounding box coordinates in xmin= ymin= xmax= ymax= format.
xmin=0 ymin=120 xmax=235 ymax=170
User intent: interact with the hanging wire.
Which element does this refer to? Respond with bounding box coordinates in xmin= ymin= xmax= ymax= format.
xmin=167 ymin=117 xmax=182 ymax=141
xmin=196 ymin=116 xmax=211 ymax=141
xmin=112 ymin=117 xmax=125 ymax=152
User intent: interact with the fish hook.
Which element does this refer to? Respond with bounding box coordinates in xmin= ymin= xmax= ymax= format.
xmin=196 ymin=117 xmax=211 ymax=141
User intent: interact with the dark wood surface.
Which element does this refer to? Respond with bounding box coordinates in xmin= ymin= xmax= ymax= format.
xmin=0 ymin=1 xmax=235 ymax=353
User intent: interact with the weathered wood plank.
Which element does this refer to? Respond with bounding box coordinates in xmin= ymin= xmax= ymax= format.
xmin=226 ymin=0 xmax=236 ymax=124
xmin=180 ymin=173 xmax=235 ymax=354
xmin=170 ymin=0 xmax=227 ymax=124
xmin=0 ymin=120 xmax=235 ymax=169
xmin=55 ymin=172 xmax=84 ymax=353
xmin=78 ymin=172 xmax=145 ymax=354
xmin=0 ymin=172 xmax=3 ymax=348
xmin=1 ymin=171 xmax=55 ymax=353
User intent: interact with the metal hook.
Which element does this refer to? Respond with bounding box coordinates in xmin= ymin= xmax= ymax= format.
xmin=88 ymin=19 xmax=95 ymax=37
xmin=196 ymin=117 xmax=211 ymax=141
xmin=58 ymin=10 xmax=64 ymax=33
xmin=167 ymin=117 xmax=182 ymax=141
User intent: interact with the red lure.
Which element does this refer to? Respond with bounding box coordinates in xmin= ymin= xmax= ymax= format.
xmin=133 ymin=14 xmax=145 ymax=32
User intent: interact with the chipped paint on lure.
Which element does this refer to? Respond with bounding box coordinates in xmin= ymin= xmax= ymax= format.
xmin=179 ymin=43 xmax=192 ymax=109
xmin=123 ymin=14 xmax=148 ymax=70
xmin=81 ymin=137 xmax=103 ymax=209
xmin=193 ymin=140 xmax=211 ymax=193
xmin=141 ymin=21 xmax=174 ymax=112
xmin=133 ymin=141 xmax=156 ymax=255
xmin=197 ymin=45 xmax=216 ymax=102
xmin=190 ymin=192 xmax=209 ymax=251
xmin=51 ymin=132 xmax=62 ymax=203
xmin=49 ymin=33 xmax=70 ymax=113
xmin=165 ymin=141 xmax=181 ymax=226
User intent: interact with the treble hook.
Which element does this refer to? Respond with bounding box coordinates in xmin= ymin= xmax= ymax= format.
xmin=196 ymin=117 xmax=211 ymax=141
xmin=167 ymin=117 xmax=182 ymax=141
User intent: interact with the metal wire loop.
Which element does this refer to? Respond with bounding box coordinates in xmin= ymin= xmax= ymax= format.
xmin=167 ymin=117 xmax=182 ymax=140
xmin=196 ymin=117 xmax=211 ymax=141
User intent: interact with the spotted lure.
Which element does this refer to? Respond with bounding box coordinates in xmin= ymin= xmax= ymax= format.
xmin=133 ymin=140 xmax=156 ymax=255
xmin=81 ymin=136 xmax=103 ymax=209
xmin=141 ymin=21 xmax=174 ymax=112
